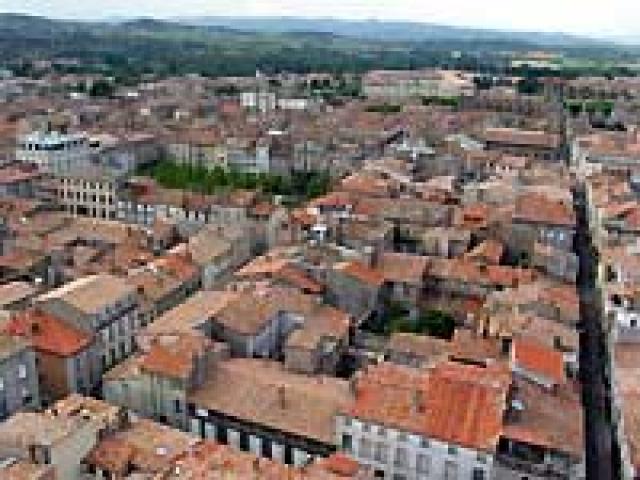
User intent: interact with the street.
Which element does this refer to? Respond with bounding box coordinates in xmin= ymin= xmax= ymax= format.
xmin=574 ymin=187 xmax=619 ymax=480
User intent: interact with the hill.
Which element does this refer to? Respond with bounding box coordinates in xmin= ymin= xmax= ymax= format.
xmin=0 ymin=14 xmax=636 ymax=81
xmin=176 ymin=16 xmax=605 ymax=47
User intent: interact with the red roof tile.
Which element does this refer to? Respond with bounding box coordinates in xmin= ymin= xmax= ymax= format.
xmin=513 ymin=339 xmax=565 ymax=385
xmin=515 ymin=193 xmax=576 ymax=227
xmin=5 ymin=309 xmax=93 ymax=357
xmin=347 ymin=362 xmax=510 ymax=452
xmin=337 ymin=261 xmax=385 ymax=287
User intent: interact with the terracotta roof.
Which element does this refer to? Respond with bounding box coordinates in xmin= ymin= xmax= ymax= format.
xmin=450 ymin=330 xmax=503 ymax=365
xmin=290 ymin=208 xmax=318 ymax=227
xmin=213 ymin=291 xmax=282 ymax=336
xmin=85 ymin=437 xmax=135 ymax=475
xmin=140 ymin=334 xmax=210 ymax=380
xmin=318 ymin=453 xmax=361 ymax=477
xmin=190 ymin=358 xmax=351 ymax=444
xmin=458 ymin=203 xmax=490 ymax=229
xmin=250 ymin=201 xmax=277 ymax=217
xmin=236 ymin=256 xmax=324 ymax=294
xmin=429 ymin=258 xmax=536 ymax=288
xmin=347 ymin=361 xmax=510 ymax=452
xmin=512 ymin=339 xmax=565 ymax=385
xmin=309 ymin=192 xmax=352 ymax=209
xmin=614 ymin=343 xmax=640 ymax=468
xmin=235 ymin=255 xmax=290 ymax=277
xmin=0 ymin=281 xmax=36 ymax=309
xmin=5 ymin=309 xmax=93 ymax=357
xmin=0 ymin=460 xmax=53 ymax=480
xmin=388 ymin=333 xmax=449 ymax=356
xmin=36 ymin=274 xmax=135 ymax=315
xmin=0 ymin=248 xmax=45 ymax=271
xmin=286 ymin=305 xmax=350 ymax=350
xmin=163 ymin=440 xmax=372 ymax=479
xmin=484 ymin=127 xmax=561 ymax=149
xmin=514 ymin=193 xmax=576 ymax=227
xmin=502 ymin=378 xmax=583 ymax=458
xmin=142 ymin=290 xmax=238 ymax=338
xmin=87 ymin=418 xmax=195 ymax=475
xmin=276 ymin=265 xmax=324 ymax=294
xmin=376 ymin=253 xmax=428 ymax=284
xmin=339 ymin=173 xmax=393 ymax=197
xmin=465 ymin=240 xmax=504 ymax=265
xmin=336 ymin=260 xmax=385 ymax=287
xmin=0 ymin=333 xmax=29 ymax=361
xmin=0 ymin=167 xmax=41 ymax=185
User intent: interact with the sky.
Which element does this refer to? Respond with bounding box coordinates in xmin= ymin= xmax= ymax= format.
xmin=2 ymin=0 xmax=639 ymax=39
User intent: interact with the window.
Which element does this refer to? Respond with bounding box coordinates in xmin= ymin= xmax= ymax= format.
xmin=0 ymin=391 xmax=6 ymax=418
xmin=476 ymin=453 xmax=488 ymax=464
xmin=0 ymin=377 xmax=4 ymax=390
xmin=342 ymin=434 xmax=353 ymax=453
xmin=261 ymin=437 xmax=272 ymax=459
xmin=374 ymin=442 xmax=388 ymax=463
xmin=174 ymin=399 xmax=182 ymax=414
xmin=22 ymin=387 xmax=32 ymax=405
xmin=18 ymin=364 xmax=27 ymax=379
xmin=420 ymin=438 xmax=430 ymax=449
xmin=239 ymin=431 xmax=250 ymax=451
xmin=448 ymin=445 xmax=459 ymax=456
xmin=397 ymin=432 xmax=408 ymax=443
xmin=394 ymin=447 xmax=408 ymax=468
xmin=217 ymin=425 xmax=228 ymax=444
xmin=416 ymin=453 xmax=431 ymax=474
xmin=359 ymin=438 xmax=373 ymax=459
xmin=553 ymin=336 xmax=563 ymax=349
xmin=472 ymin=468 xmax=486 ymax=480
xmin=444 ymin=460 xmax=458 ymax=480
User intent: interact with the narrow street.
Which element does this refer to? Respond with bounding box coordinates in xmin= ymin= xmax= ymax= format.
xmin=574 ymin=186 xmax=618 ymax=480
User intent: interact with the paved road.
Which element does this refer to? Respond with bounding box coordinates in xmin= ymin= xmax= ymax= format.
xmin=574 ymin=188 xmax=618 ymax=480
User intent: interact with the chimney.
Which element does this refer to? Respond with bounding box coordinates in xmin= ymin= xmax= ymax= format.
xmin=501 ymin=337 xmax=512 ymax=356
xmin=349 ymin=370 xmax=363 ymax=397
xmin=510 ymin=399 xmax=525 ymax=422
xmin=30 ymin=320 xmax=41 ymax=336
xmin=278 ymin=384 xmax=286 ymax=409
xmin=412 ymin=389 xmax=425 ymax=415
xmin=364 ymin=245 xmax=381 ymax=269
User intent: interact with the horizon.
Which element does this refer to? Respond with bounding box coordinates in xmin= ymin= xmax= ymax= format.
xmin=1 ymin=0 xmax=639 ymax=41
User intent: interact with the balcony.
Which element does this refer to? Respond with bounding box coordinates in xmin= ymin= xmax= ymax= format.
xmin=496 ymin=454 xmax=573 ymax=479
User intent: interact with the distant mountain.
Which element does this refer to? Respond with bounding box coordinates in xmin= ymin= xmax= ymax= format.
xmin=173 ymin=16 xmax=611 ymax=47
xmin=0 ymin=14 xmax=635 ymax=80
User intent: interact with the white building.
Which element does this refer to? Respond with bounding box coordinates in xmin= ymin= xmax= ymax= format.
xmin=16 ymin=131 xmax=91 ymax=175
xmin=363 ymin=70 xmax=475 ymax=100
xmin=57 ymin=167 xmax=123 ymax=220
xmin=336 ymin=362 xmax=502 ymax=480
xmin=336 ymin=360 xmax=584 ymax=480
xmin=241 ymin=91 xmax=277 ymax=113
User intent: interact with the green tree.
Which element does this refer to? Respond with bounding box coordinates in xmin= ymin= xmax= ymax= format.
xmin=418 ymin=310 xmax=456 ymax=340
xmin=89 ymin=79 xmax=115 ymax=98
